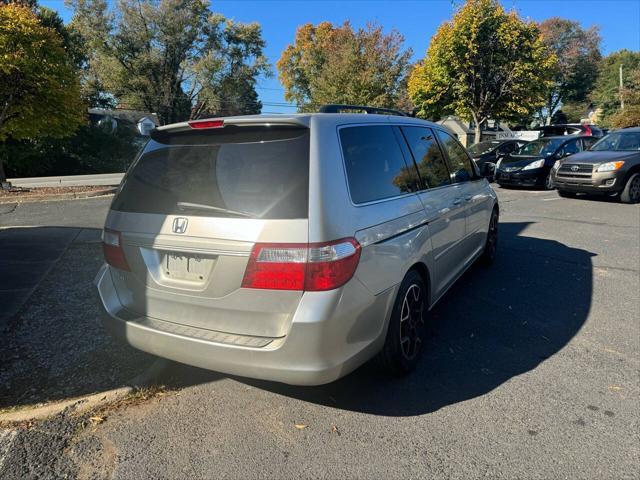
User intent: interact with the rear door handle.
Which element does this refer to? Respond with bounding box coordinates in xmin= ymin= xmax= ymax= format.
xmin=452 ymin=199 xmax=463 ymax=206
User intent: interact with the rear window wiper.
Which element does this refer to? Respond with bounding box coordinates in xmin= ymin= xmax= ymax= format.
xmin=176 ymin=202 xmax=254 ymax=218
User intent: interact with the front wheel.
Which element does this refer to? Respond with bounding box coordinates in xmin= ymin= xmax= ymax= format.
xmin=620 ymin=173 xmax=640 ymax=204
xmin=377 ymin=270 xmax=428 ymax=376
xmin=558 ymin=190 xmax=577 ymax=198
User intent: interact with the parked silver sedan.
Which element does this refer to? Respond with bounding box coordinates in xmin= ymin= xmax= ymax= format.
xmin=96 ymin=108 xmax=499 ymax=385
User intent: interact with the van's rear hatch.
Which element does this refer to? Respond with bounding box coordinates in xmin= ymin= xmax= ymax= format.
xmin=105 ymin=121 xmax=310 ymax=339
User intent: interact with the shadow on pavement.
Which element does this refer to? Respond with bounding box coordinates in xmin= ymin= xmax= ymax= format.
xmin=158 ymin=221 xmax=594 ymax=417
xmin=0 ymin=227 xmax=154 ymax=410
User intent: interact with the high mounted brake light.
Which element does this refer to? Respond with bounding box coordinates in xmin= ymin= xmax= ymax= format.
xmin=241 ymin=238 xmax=361 ymax=291
xmin=102 ymin=228 xmax=130 ymax=271
xmin=187 ymin=119 xmax=224 ymax=129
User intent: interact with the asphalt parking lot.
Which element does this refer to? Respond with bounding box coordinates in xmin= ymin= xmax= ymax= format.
xmin=0 ymin=187 xmax=639 ymax=479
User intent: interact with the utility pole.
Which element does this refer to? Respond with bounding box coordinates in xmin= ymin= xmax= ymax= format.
xmin=620 ymin=64 xmax=624 ymax=110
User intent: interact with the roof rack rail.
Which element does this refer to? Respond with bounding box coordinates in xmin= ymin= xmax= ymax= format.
xmin=318 ymin=104 xmax=410 ymax=117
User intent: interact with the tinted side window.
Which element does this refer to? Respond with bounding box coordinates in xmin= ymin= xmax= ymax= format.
xmin=401 ymin=126 xmax=451 ymax=188
xmin=582 ymin=137 xmax=597 ymax=150
xmin=340 ymin=125 xmax=415 ymax=204
xmin=498 ymin=142 xmax=516 ymax=154
xmin=436 ymin=129 xmax=475 ymax=183
xmin=563 ymin=138 xmax=580 ymax=155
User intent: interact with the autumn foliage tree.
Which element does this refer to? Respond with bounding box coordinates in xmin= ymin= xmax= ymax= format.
xmin=0 ymin=2 xmax=83 ymax=182
xmin=68 ymin=0 xmax=270 ymax=125
xmin=538 ymin=18 xmax=601 ymax=125
xmin=277 ymin=22 xmax=412 ymax=112
xmin=409 ymin=0 xmax=556 ymax=143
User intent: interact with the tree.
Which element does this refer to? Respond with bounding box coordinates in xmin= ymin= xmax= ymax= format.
xmin=0 ymin=3 xmax=84 ymax=182
xmin=67 ymin=0 xmax=270 ymax=124
xmin=607 ymin=68 xmax=640 ymax=128
xmin=538 ymin=18 xmax=601 ymax=125
xmin=590 ymin=49 xmax=640 ymax=123
xmin=408 ymin=0 xmax=557 ymax=143
xmin=277 ymin=22 xmax=412 ymax=112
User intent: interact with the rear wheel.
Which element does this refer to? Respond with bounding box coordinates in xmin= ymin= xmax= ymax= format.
xmin=620 ymin=173 xmax=640 ymax=204
xmin=378 ymin=270 xmax=427 ymax=376
xmin=558 ymin=190 xmax=577 ymax=198
xmin=479 ymin=208 xmax=499 ymax=266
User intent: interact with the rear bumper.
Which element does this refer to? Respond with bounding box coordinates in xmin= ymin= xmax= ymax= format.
xmin=495 ymin=168 xmax=546 ymax=186
xmin=552 ymin=170 xmax=625 ymax=194
xmin=95 ymin=264 xmax=395 ymax=385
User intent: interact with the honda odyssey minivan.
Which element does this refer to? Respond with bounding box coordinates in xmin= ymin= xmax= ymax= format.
xmin=96 ymin=106 xmax=499 ymax=385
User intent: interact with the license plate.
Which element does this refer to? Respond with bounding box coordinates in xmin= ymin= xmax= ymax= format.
xmin=165 ymin=253 xmax=209 ymax=281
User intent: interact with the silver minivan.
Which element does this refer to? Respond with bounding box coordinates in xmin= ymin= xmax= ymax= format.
xmin=96 ymin=108 xmax=499 ymax=385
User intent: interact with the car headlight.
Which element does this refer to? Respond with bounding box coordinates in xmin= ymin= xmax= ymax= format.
xmin=596 ymin=161 xmax=625 ymax=172
xmin=523 ymin=159 xmax=545 ymax=170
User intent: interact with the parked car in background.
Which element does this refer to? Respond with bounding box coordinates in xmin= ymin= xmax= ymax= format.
xmin=495 ymin=136 xmax=594 ymax=189
xmin=468 ymin=139 xmax=529 ymax=179
xmin=96 ymin=106 xmax=499 ymax=385
xmin=538 ymin=123 xmax=604 ymax=138
xmin=552 ymin=127 xmax=640 ymax=203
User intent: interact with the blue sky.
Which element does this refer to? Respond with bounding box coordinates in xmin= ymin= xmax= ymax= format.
xmin=41 ymin=0 xmax=640 ymax=113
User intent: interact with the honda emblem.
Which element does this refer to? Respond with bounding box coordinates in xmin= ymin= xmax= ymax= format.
xmin=172 ymin=217 xmax=188 ymax=234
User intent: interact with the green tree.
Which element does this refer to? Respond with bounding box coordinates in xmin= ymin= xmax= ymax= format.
xmin=68 ymin=0 xmax=270 ymax=124
xmin=408 ymin=0 xmax=557 ymax=143
xmin=606 ymin=68 xmax=640 ymax=128
xmin=0 ymin=3 xmax=84 ymax=182
xmin=538 ymin=18 xmax=601 ymax=125
xmin=277 ymin=22 xmax=412 ymax=112
xmin=590 ymin=49 xmax=640 ymax=123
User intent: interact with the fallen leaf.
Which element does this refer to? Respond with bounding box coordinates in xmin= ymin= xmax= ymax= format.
xmin=294 ymin=424 xmax=307 ymax=430
xmin=331 ymin=425 xmax=341 ymax=436
xmin=89 ymin=416 xmax=104 ymax=424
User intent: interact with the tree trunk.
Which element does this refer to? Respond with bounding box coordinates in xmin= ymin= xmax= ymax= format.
xmin=474 ymin=123 xmax=482 ymax=144
xmin=0 ymin=158 xmax=7 ymax=185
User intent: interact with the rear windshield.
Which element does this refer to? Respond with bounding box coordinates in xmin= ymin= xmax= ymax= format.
xmin=111 ymin=125 xmax=310 ymax=219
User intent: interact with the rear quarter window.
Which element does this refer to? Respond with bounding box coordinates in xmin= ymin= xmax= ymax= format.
xmin=339 ymin=125 xmax=415 ymax=204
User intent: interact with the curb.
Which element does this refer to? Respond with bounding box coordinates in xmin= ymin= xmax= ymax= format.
xmin=0 ymin=359 xmax=170 ymax=425
xmin=0 ymin=187 xmax=117 ymax=205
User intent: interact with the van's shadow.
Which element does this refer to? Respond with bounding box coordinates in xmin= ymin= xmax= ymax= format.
xmin=163 ymin=221 xmax=594 ymax=416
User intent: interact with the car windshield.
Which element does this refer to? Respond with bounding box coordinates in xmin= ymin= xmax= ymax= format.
xmin=516 ymin=138 xmax=564 ymax=156
xmin=590 ymin=132 xmax=640 ymax=151
xmin=468 ymin=141 xmax=502 ymax=156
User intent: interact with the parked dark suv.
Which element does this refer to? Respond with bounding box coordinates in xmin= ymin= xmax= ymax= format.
xmin=552 ymin=127 xmax=640 ymax=203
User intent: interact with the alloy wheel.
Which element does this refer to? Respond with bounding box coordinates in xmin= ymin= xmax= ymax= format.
xmin=399 ymin=284 xmax=425 ymax=360
xmin=630 ymin=176 xmax=640 ymax=202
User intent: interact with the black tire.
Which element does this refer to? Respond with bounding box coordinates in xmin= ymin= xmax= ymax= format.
xmin=479 ymin=208 xmax=499 ymax=266
xmin=557 ymin=190 xmax=576 ymax=198
xmin=377 ymin=270 xmax=428 ymax=376
xmin=620 ymin=173 xmax=640 ymax=204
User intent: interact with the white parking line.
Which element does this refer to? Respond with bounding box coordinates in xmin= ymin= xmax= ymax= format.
xmin=0 ymin=429 xmax=18 ymax=472
xmin=542 ymin=197 xmax=562 ymax=201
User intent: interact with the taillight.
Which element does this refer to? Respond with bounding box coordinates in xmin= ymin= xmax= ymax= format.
xmin=241 ymin=238 xmax=361 ymax=291
xmin=102 ymin=228 xmax=130 ymax=271
xmin=188 ymin=119 xmax=224 ymax=129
